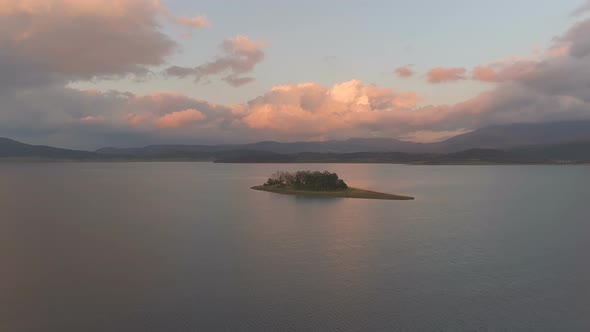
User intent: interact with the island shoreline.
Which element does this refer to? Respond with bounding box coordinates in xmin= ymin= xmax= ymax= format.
xmin=251 ymin=185 xmax=414 ymax=200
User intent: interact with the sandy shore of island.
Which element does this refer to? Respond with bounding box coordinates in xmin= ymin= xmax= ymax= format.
xmin=251 ymin=185 xmax=414 ymax=200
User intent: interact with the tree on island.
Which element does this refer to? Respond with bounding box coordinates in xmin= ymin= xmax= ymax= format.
xmin=264 ymin=171 xmax=348 ymax=191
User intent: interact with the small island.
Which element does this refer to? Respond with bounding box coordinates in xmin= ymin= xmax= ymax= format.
xmin=251 ymin=171 xmax=414 ymax=200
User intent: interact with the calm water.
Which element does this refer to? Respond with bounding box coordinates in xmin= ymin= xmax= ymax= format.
xmin=1 ymin=163 xmax=589 ymax=331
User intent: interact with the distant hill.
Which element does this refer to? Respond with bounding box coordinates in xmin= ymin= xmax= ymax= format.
xmin=516 ymin=141 xmax=590 ymax=163
xmin=436 ymin=121 xmax=590 ymax=152
xmin=3 ymin=120 xmax=590 ymax=163
xmin=0 ymin=137 xmax=96 ymax=159
xmin=96 ymin=137 xmax=430 ymax=156
xmin=96 ymin=120 xmax=590 ymax=156
xmin=214 ymin=149 xmax=547 ymax=164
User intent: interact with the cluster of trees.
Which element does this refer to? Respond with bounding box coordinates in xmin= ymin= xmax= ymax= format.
xmin=264 ymin=170 xmax=348 ymax=191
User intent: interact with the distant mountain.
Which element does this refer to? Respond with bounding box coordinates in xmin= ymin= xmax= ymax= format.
xmin=0 ymin=137 xmax=96 ymax=159
xmin=96 ymin=120 xmax=590 ymax=156
xmin=242 ymin=138 xmax=431 ymax=153
xmin=3 ymin=120 xmax=590 ymax=163
xmin=516 ymin=140 xmax=590 ymax=163
xmin=215 ymin=143 xmax=590 ymax=165
xmin=215 ymin=151 xmax=432 ymax=164
xmin=213 ymin=149 xmax=542 ymax=164
xmin=96 ymin=137 xmax=430 ymax=156
xmin=436 ymin=121 xmax=590 ymax=152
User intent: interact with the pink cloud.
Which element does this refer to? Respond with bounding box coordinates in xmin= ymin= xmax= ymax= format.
xmin=157 ymin=4 xmax=207 ymax=38
xmin=545 ymin=45 xmax=570 ymax=58
xmin=102 ymin=81 xmax=492 ymax=143
xmin=470 ymin=42 xmax=569 ymax=83
xmin=124 ymin=113 xmax=144 ymax=126
xmin=0 ymin=0 xmax=208 ymax=30
xmin=79 ymin=116 xmax=103 ymax=122
xmin=174 ymin=16 xmax=207 ymax=28
xmin=11 ymin=67 xmax=590 ymax=148
xmin=0 ymin=0 xmax=205 ymax=79
xmin=156 ymin=109 xmax=206 ymax=128
xmin=472 ymin=66 xmax=498 ymax=82
xmin=223 ymin=35 xmax=270 ymax=56
xmin=472 ymin=61 xmax=538 ymax=82
xmin=242 ymin=80 xmax=425 ymax=138
xmin=394 ymin=66 xmax=414 ymax=78
xmin=427 ymin=67 xmax=467 ymax=83
xmin=4 ymin=5 xmax=590 ymax=148
xmin=171 ymin=16 xmax=207 ymax=28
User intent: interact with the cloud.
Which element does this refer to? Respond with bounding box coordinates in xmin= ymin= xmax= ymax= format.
xmin=401 ymin=129 xmax=471 ymax=143
xmin=165 ymin=35 xmax=269 ymax=86
xmin=426 ymin=67 xmax=467 ymax=83
xmin=0 ymin=0 xmax=219 ymax=148
xmin=0 ymin=0 xmax=206 ymax=81
xmin=80 ymin=115 xmax=104 ymax=122
xmin=3 ymin=1 xmax=590 ymax=149
xmin=443 ymin=18 xmax=590 ymax=125
xmin=4 ymin=64 xmax=590 ymax=149
xmin=0 ymin=86 xmax=248 ymax=148
xmin=0 ymin=79 xmax=430 ymax=148
xmin=571 ymin=0 xmax=590 ymax=16
xmin=241 ymin=80 xmax=425 ymax=139
xmin=8 ymin=14 xmax=590 ymax=149
xmin=558 ymin=19 xmax=590 ymax=58
xmin=471 ymin=61 xmax=538 ymax=82
xmin=223 ymin=76 xmax=256 ymax=87
xmin=463 ymin=45 xmax=569 ymax=83
xmin=472 ymin=66 xmax=498 ymax=82
xmin=394 ymin=66 xmax=414 ymax=78
xmin=156 ymin=109 xmax=206 ymax=128
xmin=166 ymin=15 xmax=208 ymax=39
xmin=233 ymin=18 xmax=590 ymax=142
xmin=173 ymin=16 xmax=208 ymax=28
xmin=124 ymin=113 xmax=144 ymax=126
xmin=546 ymin=44 xmax=570 ymax=58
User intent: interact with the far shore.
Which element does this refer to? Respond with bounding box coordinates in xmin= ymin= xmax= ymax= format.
xmin=2 ymin=158 xmax=588 ymax=166
xmin=251 ymin=185 xmax=414 ymax=200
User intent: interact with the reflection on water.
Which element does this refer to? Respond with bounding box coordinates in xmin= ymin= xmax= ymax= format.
xmin=292 ymin=195 xmax=343 ymax=203
xmin=1 ymin=163 xmax=590 ymax=331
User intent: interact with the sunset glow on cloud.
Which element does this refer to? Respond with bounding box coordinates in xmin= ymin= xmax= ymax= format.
xmin=394 ymin=66 xmax=414 ymax=78
xmin=427 ymin=67 xmax=468 ymax=84
xmin=0 ymin=0 xmax=590 ymax=148
xmin=157 ymin=109 xmax=206 ymax=128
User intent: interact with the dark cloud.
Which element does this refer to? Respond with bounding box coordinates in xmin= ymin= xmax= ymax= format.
xmin=165 ymin=35 xmax=268 ymax=87
xmin=558 ymin=19 xmax=590 ymax=58
xmin=0 ymin=1 xmax=194 ymax=81
xmin=223 ymin=75 xmax=256 ymax=87
xmin=571 ymin=0 xmax=590 ymax=16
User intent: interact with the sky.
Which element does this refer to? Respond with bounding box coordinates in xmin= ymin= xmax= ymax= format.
xmin=2 ymin=0 xmax=590 ymax=149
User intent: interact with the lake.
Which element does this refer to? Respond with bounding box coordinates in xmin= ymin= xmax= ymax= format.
xmin=1 ymin=163 xmax=589 ymax=331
